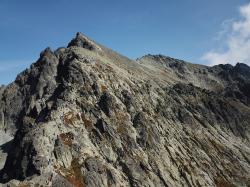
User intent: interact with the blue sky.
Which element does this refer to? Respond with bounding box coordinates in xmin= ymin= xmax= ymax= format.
xmin=0 ymin=0 xmax=249 ymax=84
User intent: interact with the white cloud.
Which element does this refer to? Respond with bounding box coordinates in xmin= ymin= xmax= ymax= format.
xmin=213 ymin=18 xmax=235 ymax=41
xmin=202 ymin=3 xmax=250 ymax=66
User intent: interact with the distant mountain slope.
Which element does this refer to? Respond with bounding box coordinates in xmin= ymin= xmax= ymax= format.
xmin=0 ymin=33 xmax=249 ymax=187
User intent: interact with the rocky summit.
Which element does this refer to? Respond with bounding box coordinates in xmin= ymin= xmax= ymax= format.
xmin=0 ymin=32 xmax=250 ymax=187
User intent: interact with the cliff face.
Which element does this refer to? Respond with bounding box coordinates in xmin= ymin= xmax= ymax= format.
xmin=0 ymin=33 xmax=249 ymax=187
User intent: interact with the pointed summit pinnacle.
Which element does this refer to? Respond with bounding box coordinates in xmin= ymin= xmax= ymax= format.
xmin=67 ymin=32 xmax=102 ymax=51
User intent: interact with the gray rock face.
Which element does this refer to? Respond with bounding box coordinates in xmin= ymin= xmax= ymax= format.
xmin=0 ymin=33 xmax=250 ymax=187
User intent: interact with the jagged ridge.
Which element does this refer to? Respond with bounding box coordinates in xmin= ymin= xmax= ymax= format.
xmin=0 ymin=33 xmax=249 ymax=187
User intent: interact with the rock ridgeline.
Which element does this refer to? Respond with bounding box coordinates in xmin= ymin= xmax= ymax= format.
xmin=0 ymin=32 xmax=249 ymax=187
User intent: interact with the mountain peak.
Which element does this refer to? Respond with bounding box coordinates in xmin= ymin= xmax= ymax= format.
xmin=235 ymin=62 xmax=250 ymax=72
xmin=39 ymin=47 xmax=54 ymax=58
xmin=67 ymin=32 xmax=102 ymax=51
xmin=0 ymin=34 xmax=250 ymax=187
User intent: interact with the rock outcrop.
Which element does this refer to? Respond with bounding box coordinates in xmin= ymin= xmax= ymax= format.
xmin=0 ymin=33 xmax=250 ymax=187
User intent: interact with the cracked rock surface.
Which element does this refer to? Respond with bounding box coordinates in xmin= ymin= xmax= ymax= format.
xmin=0 ymin=33 xmax=250 ymax=187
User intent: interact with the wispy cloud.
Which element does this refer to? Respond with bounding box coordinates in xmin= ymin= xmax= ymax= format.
xmin=213 ymin=18 xmax=235 ymax=41
xmin=202 ymin=3 xmax=250 ymax=66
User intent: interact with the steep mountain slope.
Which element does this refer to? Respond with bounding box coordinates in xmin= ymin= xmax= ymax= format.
xmin=0 ymin=33 xmax=250 ymax=187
